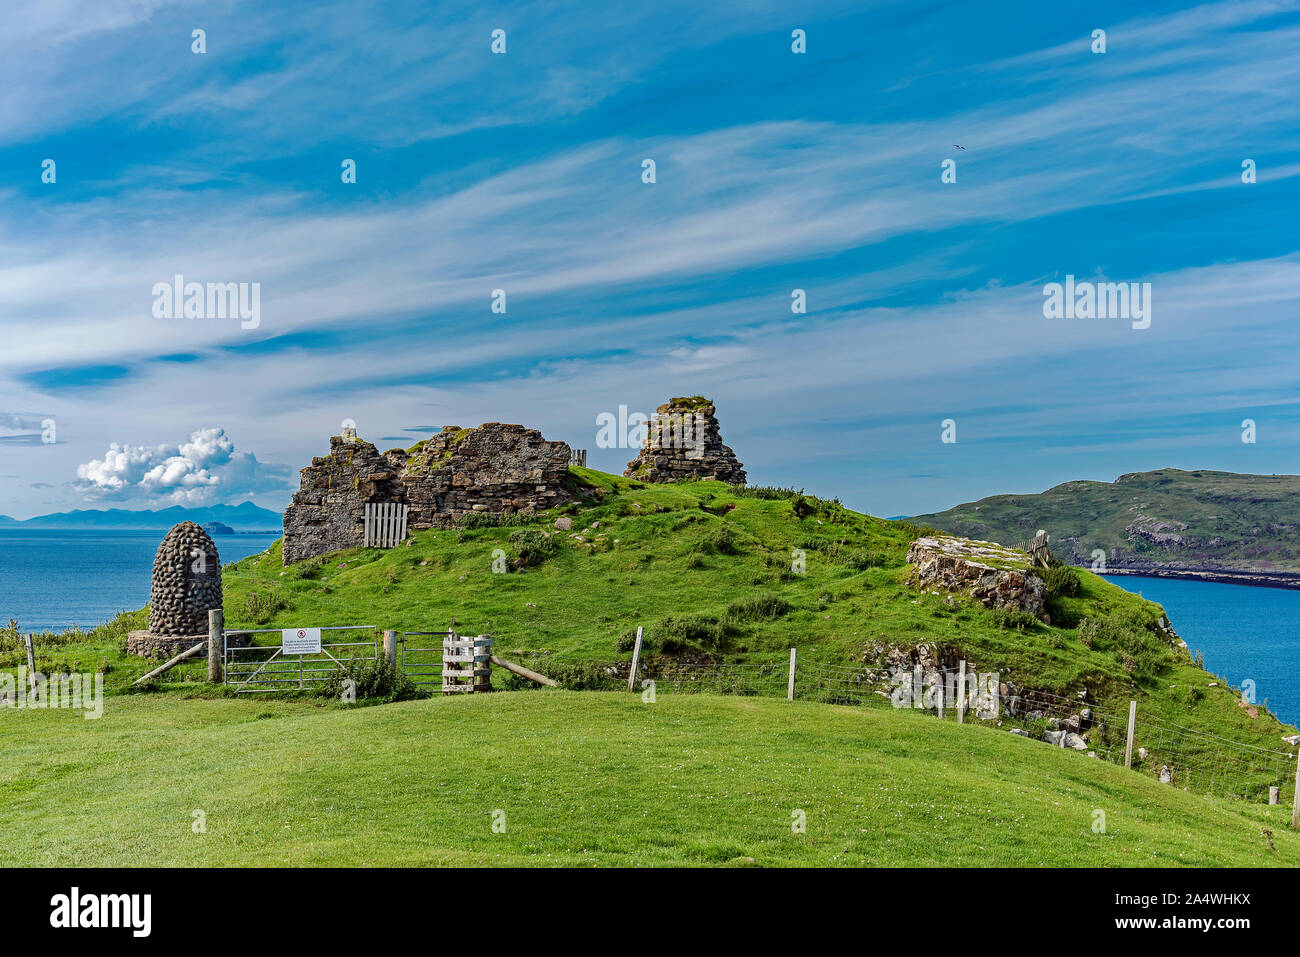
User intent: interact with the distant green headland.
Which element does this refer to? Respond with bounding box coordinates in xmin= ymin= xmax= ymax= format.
xmin=914 ymin=468 xmax=1300 ymax=584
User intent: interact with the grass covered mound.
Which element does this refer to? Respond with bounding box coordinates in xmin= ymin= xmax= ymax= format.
xmin=1 ymin=691 xmax=1296 ymax=867
xmin=9 ymin=468 xmax=1294 ymax=764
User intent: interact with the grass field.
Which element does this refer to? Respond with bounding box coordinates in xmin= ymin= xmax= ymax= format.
xmin=1 ymin=689 xmax=1295 ymax=867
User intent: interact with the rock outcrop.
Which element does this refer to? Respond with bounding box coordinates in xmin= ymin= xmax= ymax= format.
xmin=907 ymin=534 xmax=1049 ymax=623
xmin=127 ymin=522 xmax=224 ymax=658
xmin=282 ymin=423 xmax=572 ymax=564
xmin=623 ymin=396 xmax=745 ymax=484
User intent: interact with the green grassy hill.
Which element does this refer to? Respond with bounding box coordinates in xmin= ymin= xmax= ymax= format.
xmin=10 ymin=467 xmax=1295 ymax=770
xmin=913 ymin=467 xmax=1300 ymax=575
xmin=1 ymin=690 xmax=1296 ymax=867
xmin=6 ymin=467 xmax=1298 ymax=867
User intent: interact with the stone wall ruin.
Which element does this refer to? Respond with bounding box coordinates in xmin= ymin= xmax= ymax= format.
xmin=282 ymin=422 xmax=573 ymax=564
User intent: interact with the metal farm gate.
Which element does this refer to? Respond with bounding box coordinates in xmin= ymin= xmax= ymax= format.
xmin=223 ymin=625 xmax=378 ymax=693
xmin=399 ymin=631 xmax=448 ymax=690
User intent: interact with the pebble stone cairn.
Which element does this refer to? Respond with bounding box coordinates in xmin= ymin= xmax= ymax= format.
xmin=127 ymin=521 xmax=223 ymax=659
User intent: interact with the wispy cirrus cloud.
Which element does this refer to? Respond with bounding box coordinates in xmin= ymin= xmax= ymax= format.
xmin=3 ymin=0 xmax=1300 ymax=519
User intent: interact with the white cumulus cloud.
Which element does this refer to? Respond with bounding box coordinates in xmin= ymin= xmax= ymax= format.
xmin=75 ymin=427 xmax=291 ymax=505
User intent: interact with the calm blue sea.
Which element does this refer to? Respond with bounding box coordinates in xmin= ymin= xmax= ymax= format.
xmin=0 ymin=529 xmax=280 ymax=633
xmin=1103 ymin=574 xmax=1300 ymax=726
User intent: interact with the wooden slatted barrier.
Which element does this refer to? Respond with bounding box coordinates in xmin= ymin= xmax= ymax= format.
xmin=363 ymin=502 xmax=409 ymax=548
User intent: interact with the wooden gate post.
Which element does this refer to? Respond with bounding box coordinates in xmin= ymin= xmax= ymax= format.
xmin=787 ymin=648 xmax=796 ymax=701
xmin=23 ymin=634 xmax=36 ymax=694
xmin=627 ymin=626 xmax=644 ymax=692
xmin=1292 ymin=748 xmax=1300 ymax=828
xmin=473 ymin=636 xmax=493 ymax=693
xmin=208 ymin=609 xmax=223 ymax=684
xmin=382 ymin=630 xmax=398 ymax=671
xmin=956 ymin=660 xmax=966 ymax=724
xmin=1124 ymin=700 xmax=1137 ymax=769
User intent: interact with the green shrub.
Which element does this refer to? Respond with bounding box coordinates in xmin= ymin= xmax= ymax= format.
xmin=646 ymin=614 xmax=738 ymax=653
xmin=508 ymin=529 xmax=557 ymax=568
xmin=1078 ymin=609 xmax=1175 ymax=681
xmin=789 ymin=495 xmax=815 ymax=519
xmin=318 ymin=658 xmax=424 ymax=703
xmin=546 ymin=660 xmax=622 ymax=690
xmin=726 ymin=594 xmax=792 ymax=620
xmin=244 ymin=590 xmax=288 ymax=625
xmin=1043 ymin=565 xmax=1081 ymax=599
xmin=991 ymin=607 xmax=1041 ymax=631
xmin=698 ymin=525 xmax=741 ymax=556
xmin=732 ymin=485 xmax=802 ymax=501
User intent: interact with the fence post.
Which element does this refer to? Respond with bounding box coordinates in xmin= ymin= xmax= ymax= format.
xmin=207 ymin=609 xmax=223 ymax=683
xmin=1124 ymin=700 xmax=1137 ymax=769
xmin=23 ymin=634 xmax=36 ymax=694
xmin=1270 ymin=786 xmax=1280 ymax=806
xmin=627 ymin=626 xmax=643 ymax=692
xmin=383 ymin=630 xmax=398 ymax=671
xmin=473 ymin=636 xmax=493 ymax=693
xmin=956 ymin=660 xmax=966 ymax=724
xmin=1292 ymin=748 xmax=1300 ymax=828
xmin=787 ymin=648 xmax=796 ymax=701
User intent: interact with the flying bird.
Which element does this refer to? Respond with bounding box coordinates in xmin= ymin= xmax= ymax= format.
xmin=953 ymin=144 xmax=966 ymax=150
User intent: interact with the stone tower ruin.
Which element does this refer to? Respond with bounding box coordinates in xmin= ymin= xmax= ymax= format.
xmin=624 ymin=396 xmax=746 ymax=484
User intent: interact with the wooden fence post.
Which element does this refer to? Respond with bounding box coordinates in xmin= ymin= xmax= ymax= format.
xmin=23 ymin=634 xmax=36 ymax=694
xmin=787 ymin=648 xmax=796 ymax=701
xmin=956 ymin=660 xmax=966 ymax=724
xmin=1292 ymin=748 xmax=1300 ymax=828
xmin=383 ymin=630 xmax=398 ymax=671
xmin=627 ymin=626 xmax=644 ymax=692
xmin=1124 ymin=700 xmax=1137 ymax=769
xmin=473 ymin=636 xmax=493 ymax=693
xmin=207 ymin=609 xmax=223 ymax=684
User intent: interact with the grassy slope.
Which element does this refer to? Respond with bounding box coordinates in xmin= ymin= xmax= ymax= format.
xmin=11 ymin=469 xmax=1295 ymax=759
xmin=1 ymin=691 xmax=1296 ymax=867
xmin=912 ymin=467 xmax=1300 ymax=573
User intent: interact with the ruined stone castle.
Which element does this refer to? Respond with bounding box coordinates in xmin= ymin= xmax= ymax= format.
xmin=281 ymin=396 xmax=746 ymax=564
xmin=282 ymin=423 xmax=572 ymax=564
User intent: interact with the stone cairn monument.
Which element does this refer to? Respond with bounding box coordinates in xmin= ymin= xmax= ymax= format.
xmin=127 ymin=521 xmax=225 ymax=659
xmin=624 ymin=396 xmax=746 ymax=484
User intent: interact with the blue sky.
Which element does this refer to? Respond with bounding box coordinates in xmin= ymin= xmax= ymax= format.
xmin=3 ymin=0 xmax=1300 ymax=519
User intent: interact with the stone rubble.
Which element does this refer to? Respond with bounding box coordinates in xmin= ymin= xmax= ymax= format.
xmin=906 ymin=534 xmax=1049 ymax=622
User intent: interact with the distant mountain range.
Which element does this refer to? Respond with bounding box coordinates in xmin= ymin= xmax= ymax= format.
xmin=913 ymin=468 xmax=1300 ymax=584
xmin=0 ymin=501 xmax=282 ymax=531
